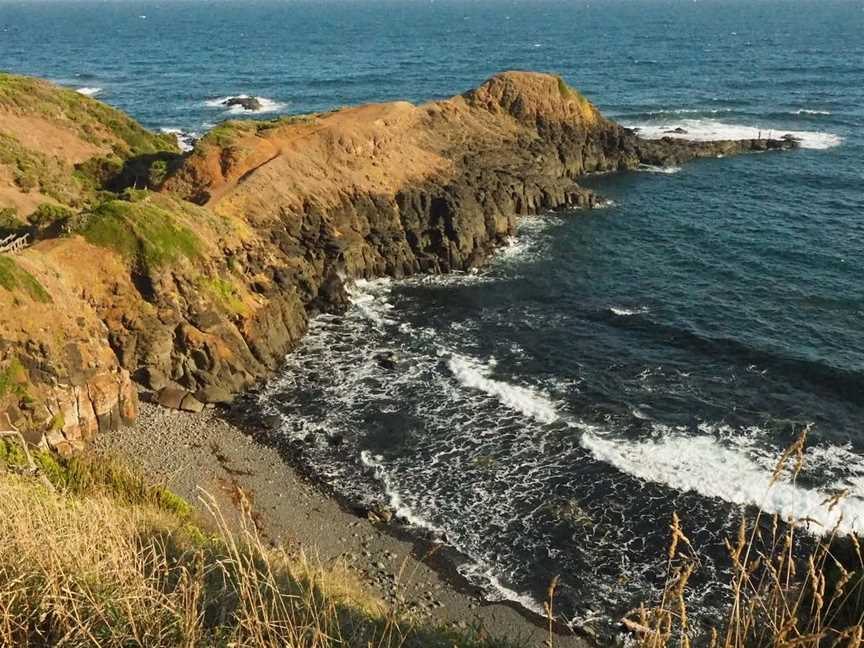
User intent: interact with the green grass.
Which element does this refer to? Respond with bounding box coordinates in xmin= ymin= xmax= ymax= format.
xmin=0 ymin=131 xmax=83 ymax=205
xmin=196 ymin=114 xmax=316 ymax=151
xmin=555 ymin=76 xmax=593 ymax=114
xmin=81 ymin=197 xmax=202 ymax=270
xmin=0 ymin=256 xmax=52 ymax=303
xmin=0 ymin=443 xmax=191 ymax=519
xmin=197 ymin=120 xmax=260 ymax=149
xmin=204 ymin=276 xmax=249 ymax=316
xmin=0 ymin=73 xmax=178 ymax=157
xmin=0 ymin=358 xmax=29 ymax=400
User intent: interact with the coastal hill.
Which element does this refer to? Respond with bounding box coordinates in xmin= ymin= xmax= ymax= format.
xmin=0 ymin=71 xmax=798 ymax=452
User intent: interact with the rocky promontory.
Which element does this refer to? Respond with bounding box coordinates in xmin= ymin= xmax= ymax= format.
xmin=0 ymin=71 xmax=798 ymax=451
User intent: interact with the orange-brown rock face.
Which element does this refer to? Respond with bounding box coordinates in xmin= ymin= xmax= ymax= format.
xmin=0 ymin=71 xmax=798 ymax=447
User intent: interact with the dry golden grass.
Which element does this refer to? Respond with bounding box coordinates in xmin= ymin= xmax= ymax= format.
xmin=622 ymin=429 xmax=864 ymax=648
xmin=0 ymin=467 xmax=516 ymax=648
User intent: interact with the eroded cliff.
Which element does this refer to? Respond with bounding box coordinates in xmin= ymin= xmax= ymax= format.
xmin=0 ymin=71 xmax=797 ymax=450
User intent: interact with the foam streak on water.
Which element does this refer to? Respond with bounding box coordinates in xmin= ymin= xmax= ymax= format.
xmin=258 ymin=257 xmax=864 ymax=634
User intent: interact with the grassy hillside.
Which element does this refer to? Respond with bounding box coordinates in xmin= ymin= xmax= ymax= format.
xmin=0 ymin=441 xmax=519 ymax=648
xmin=0 ymin=73 xmax=179 ymax=226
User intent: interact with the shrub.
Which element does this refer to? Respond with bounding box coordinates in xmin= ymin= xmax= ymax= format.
xmin=28 ymin=202 xmax=74 ymax=228
xmin=0 ymin=206 xmax=25 ymax=235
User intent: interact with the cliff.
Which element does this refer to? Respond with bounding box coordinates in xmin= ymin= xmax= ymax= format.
xmin=0 ymin=71 xmax=798 ymax=451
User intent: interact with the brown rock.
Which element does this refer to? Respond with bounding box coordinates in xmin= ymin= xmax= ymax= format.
xmin=179 ymin=393 xmax=205 ymax=413
xmin=195 ymin=386 xmax=234 ymax=405
xmin=157 ymin=387 xmax=187 ymax=410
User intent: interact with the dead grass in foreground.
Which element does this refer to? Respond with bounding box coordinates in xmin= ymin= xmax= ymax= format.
xmin=620 ymin=429 xmax=864 ymax=648
xmin=0 ymin=453 xmax=517 ymax=648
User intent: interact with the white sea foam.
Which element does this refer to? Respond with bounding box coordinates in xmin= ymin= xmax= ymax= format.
xmin=346 ymin=278 xmax=396 ymax=328
xmin=609 ymin=306 xmax=649 ymax=316
xmin=459 ymin=563 xmax=549 ymax=617
xmin=204 ymin=94 xmax=287 ymax=115
xmin=628 ymin=118 xmax=842 ymax=150
xmin=75 ymin=86 xmax=102 ymax=97
xmin=160 ymin=127 xmax=198 ymax=152
xmin=447 ymin=353 xmax=559 ymax=424
xmin=795 ymin=109 xmax=832 ymax=116
xmin=447 ymin=351 xmax=864 ymax=537
xmin=360 ymin=451 xmax=446 ymax=533
xmin=580 ymin=430 xmax=864 ymax=536
xmin=637 ymin=164 xmax=681 ymax=174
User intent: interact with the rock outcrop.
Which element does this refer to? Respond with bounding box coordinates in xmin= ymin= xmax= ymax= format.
xmin=0 ymin=71 xmax=798 ymax=450
xmin=223 ymin=96 xmax=262 ymax=112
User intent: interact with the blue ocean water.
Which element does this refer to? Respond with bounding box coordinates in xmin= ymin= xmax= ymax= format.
xmin=3 ymin=0 xmax=863 ymax=634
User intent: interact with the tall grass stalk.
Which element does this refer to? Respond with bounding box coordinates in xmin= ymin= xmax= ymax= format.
xmin=625 ymin=429 xmax=864 ymax=648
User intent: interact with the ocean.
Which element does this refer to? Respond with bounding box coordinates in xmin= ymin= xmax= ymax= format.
xmin=2 ymin=0 xmax=862 ymax=635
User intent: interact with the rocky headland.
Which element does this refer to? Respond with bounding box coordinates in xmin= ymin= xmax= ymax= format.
xmin=0 ymin=70 xmax=799 ymax=453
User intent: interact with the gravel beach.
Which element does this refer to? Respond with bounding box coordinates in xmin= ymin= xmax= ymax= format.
xmin=94 ymin=401 xmax=591 ymax=648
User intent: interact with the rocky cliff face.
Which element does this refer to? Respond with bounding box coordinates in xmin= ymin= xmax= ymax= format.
xmin=0 ymin=71 xmax=797 ymax=449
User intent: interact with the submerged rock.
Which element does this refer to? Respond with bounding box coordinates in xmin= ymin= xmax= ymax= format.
xmin=375 ymin=351 xmax=402 ymax=371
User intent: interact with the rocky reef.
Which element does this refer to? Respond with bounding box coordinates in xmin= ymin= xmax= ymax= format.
xmin=0 ymin=71 xmax=798 ymax=451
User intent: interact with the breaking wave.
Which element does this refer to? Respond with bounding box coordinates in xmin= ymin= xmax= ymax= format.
xmin=447 ymin=354 xmax=559 ymax=424
xmin=204 ymin=94 xmax=287 ymax=114
xmin=627 ymin=118 xmax=842 ymax=150
xmin=609 ymin=306 xmax=649 ymax=316
xmin=637 ymin=164 xmax=681 ymax=174
xmin=449 ymin=350 xmax=864 ymax=538
xmin=75 ymin=86 xmax=102 ymax=97
xmin=160 ymin=127 xmax=198 ymax=152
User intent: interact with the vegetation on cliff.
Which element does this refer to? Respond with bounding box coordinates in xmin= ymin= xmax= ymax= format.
xmin=0 ymin=71 xmax=799 ymax=465
xmin=81 ymin=197 xmax=203 ymax=271
xmin=0 ymin=73 xmax=177 ymax=157
xmin=0 ymin=256 xmax=50 ymax=303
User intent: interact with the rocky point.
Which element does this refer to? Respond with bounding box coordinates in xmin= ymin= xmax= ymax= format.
xmin=0 ymin=71 xmax=798 ymax=452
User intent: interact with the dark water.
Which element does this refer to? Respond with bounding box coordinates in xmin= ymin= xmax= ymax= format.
xmin=3 ymin=0 xmax=863 ymax=636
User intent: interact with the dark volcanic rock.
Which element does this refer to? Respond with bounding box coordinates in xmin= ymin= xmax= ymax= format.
xmin=223 ymin=96 xmax=262 ymax=111
xmin=0 ymin=72 xmax=803 ymax=439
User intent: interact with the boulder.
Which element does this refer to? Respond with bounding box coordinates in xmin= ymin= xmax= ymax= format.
xmin=195 ymin=385 xmax=234 ymax=405
xmin=222 ymin=96 xmax=262 ymax=111
xmin=134 ymin=366 xmax=168 ymax=391
xmin=179 ymin=393 xmax=205 ymax=413
xmin=156 ymin=387 xmax=186 ymax=410
xmin=375 ymin=351 xmax=401 ymax=371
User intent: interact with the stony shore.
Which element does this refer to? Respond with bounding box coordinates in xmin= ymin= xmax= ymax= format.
xmin=94 ymin=401 xmax=592 ymax=648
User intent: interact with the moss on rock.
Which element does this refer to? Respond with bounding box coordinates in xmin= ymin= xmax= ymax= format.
xmin=0 ymin=257 xmax=51 ymax=303
xmin=81 ymin=196 xmax=202 ymax=271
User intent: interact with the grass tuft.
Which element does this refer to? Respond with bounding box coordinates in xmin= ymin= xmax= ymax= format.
xmin=80 ymin=197 xmax=201 ymax=270
xmin=0 ymin=256 xmax=52 ymax=303
xmin=625 ymin=429 xmax=864 ymax=648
